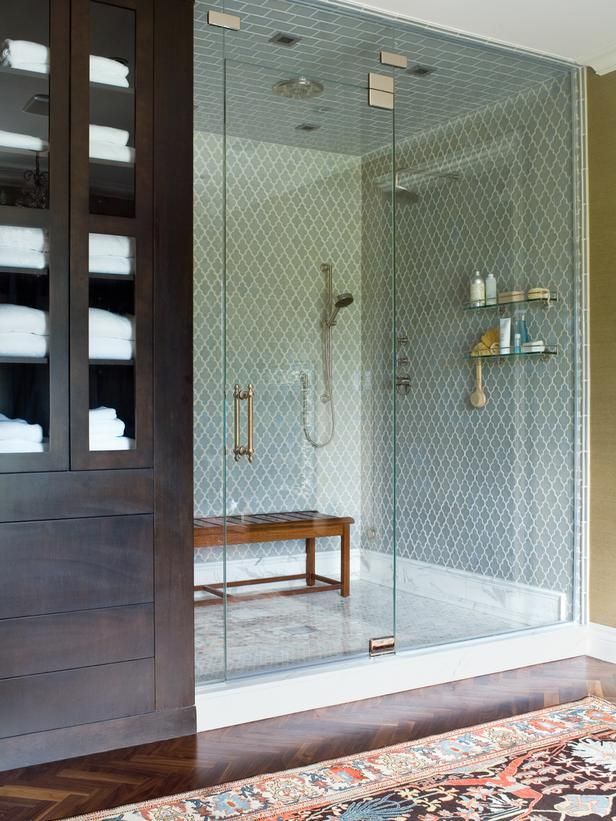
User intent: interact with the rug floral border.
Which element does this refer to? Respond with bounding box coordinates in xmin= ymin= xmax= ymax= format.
xmin=65 ymin=695 xmax=616 ymax=820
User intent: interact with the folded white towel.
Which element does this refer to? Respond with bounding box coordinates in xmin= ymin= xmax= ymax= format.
xmin=0 ymin=247 xmax=48 ymax=270
xmin=0 ymin=332 xmax=48 ymax=357
xmin=0 ymin=418 xmax=43 ymax=443
xmin=0 ymin=305 xmax=48 ymax=335
xmin=89 ymin=233 xmax=135 ymax=259
xmin=0 ymin=39 xmax=49 ymax=68
xmin=2 ymin=43 xmax=130 ymax=87
xmin=90 ymin=125 xmax=129 ymax=147
xmin=89 ymin=406 xmax=118 ymax=422
xmin=89 ymin=308 xmax=134 ymax=340
xmin=0 ymin=129 xmax=48 ymax=152
xmin=91 ymin=71 xmax=129 ymax=88
xmin=90 ymin=435 xmax=135 ymax=451
xmin=0 ymin=439 xmax=46 ymax=453
xmin=89 ymin=141 xmax=135 ymax=164
xmin=88 ymin=256 xmax=134 ymax=276
xmin=90 ymin=55 xmax=129 ymax=83
xmin=3 ymin=61 xmax=48 ymax=74
xmin=0 ymin=227 xmax=47 ymax=253
xmin=89 ymin=336 xmax=134 ymax=361
xmin=89 ymin=417 xmax=125 ymax=438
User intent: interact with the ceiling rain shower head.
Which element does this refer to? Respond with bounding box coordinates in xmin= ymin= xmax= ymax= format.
xmin=327 ymin=292 xmax=354 ymax=326
xmin=272 ymin=77 xmax=324 ymax=99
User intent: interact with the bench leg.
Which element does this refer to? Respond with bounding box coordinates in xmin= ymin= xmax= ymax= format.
xmin=306 ymin=537 xmax=316 ymax=586
xmin=341 ymin=524 xmax=350 ymax=597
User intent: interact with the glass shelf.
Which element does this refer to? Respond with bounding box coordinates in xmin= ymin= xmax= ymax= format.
xmin=469 ymin=346 xmax=557 ymax=361
xmin=465 ymin=293 xmax=558 ymax=311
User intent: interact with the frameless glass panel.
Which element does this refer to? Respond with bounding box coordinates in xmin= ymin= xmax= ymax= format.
xmin=391 ymin=24 xmax=579 ymax=649
xmin=219 ymin=57 xmax=396 ymax=680
xmin=89 ymin=1 xmax=135 ymax=217
xmin=0 ymin=0 xmax=50 ymax=208
xmin=193 ymin=0 xmax=226 ymax=686
xmin=88 ymin=232 xmax=136 ymax=452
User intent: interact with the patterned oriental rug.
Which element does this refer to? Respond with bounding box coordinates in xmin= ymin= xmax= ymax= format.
xmin=67 ymin=697 xmax=616 ymax=821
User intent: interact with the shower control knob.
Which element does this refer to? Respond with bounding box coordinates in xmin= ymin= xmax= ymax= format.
xmin=396 ymin=375 xmax=411 ymax=394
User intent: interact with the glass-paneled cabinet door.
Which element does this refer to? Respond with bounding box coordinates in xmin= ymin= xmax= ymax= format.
xmin=70 ymin=0 xmax=152 ymax=469
xmin=0 ymin=0 xmax=70 ymax=472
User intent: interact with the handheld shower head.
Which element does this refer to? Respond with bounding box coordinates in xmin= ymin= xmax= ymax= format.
xmin=327 ymin=292 xmax=354 ymax=326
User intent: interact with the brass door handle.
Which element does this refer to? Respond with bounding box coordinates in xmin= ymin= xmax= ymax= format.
xmin=233 ymin=384 xmax=254 ymax=463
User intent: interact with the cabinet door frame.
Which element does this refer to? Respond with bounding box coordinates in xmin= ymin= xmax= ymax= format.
xmin=70 ymin=0 xmax=153 ymax=470
xmin=0 ymin=0 xmax=71 ymax=475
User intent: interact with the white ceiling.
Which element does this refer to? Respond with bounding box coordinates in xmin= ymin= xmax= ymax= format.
xmin=339 ymin=0 xmax=616 ymax=74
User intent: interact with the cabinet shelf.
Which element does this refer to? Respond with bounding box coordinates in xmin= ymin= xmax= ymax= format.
xmin=89 ymin=271 xmax=134 ymax=281
xmin=90 ymin=80 xmax=134 ymax=96
xmin=0 ymin=65 xmax=133 ymax=95
xmin=469 ymin=346 xmax=557 ymax=361
xmin=89 ymin=359 xmax=134 ymax=366
xmin=0 ymin=206 xmax=49 ymax=227
xmin=0 ymin=355 xmax=48 ymax=365
xmin=89 ymin=156 xmax=135 ymax=168
xmin=0 ymin=144 xmax=48 ymax=160
xmin=465 ymin=292 xmax=558 ymax=311
xmin=0 ymin=267 xmax=48 ymax=277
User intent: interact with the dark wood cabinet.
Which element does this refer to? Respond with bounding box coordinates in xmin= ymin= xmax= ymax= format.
xmin=0 ymin=0 xmax=194 ymax=770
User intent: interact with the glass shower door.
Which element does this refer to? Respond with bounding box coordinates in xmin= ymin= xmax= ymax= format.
xmin=214 ymin=58 xmax=397 ymax=679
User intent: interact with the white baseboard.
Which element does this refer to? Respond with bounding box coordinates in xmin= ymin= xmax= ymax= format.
xmin=194 ymin=548 xmax=361 ymax=588
xmin=196 ymin=622 xmax=584 ymax=732
xmin=587 ymin=622 xmax=616 ymax=663
xmin=361 ymin=550 xmax=565 ymax=625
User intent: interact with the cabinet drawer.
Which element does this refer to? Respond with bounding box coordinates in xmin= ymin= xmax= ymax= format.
xmin=0 ymin=604 xmax=153 ymax=679
xmin=0 ymin=470 xmax=153 ymax=522
xmin=0 ymin=515 xmax=153 ymax=619
xmin=0 ymin=659 xmax=154 ymax=739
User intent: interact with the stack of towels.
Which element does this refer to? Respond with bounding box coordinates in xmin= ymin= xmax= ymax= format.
xmin=0 ymin=226 xmax=48 ymax=270
xmin=90 ymin=124 xmax=134 ymax=165
xmin=1 ymin=39 xmax=130 ymax=87
xmin=0 ymin=412 xmax=45 ymax=453
xmin=0 ymin=129 xmax=47 ymax=153
xmin=0 ymin=124 xmax=134 ymax=164
xmin=0 ymin=304 xmax=48 ymax=358
xmin=90 ymin=406 xmax=134 ymax=451
xmin=89 ymin=308 xmax=134 ymax=361
xmin=89 ymin=232 xmax=135 ymax=276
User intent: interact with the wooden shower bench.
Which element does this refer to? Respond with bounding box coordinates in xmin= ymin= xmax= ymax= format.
xmin=193 ymin=510 xmax=353 ymax=604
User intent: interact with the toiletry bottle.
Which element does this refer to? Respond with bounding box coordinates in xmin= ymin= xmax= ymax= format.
xmin=499 ymin=316 xmax=511 ymax=355
xmin=513 ymin=310 xmax=529 ymax=353
xmin=485 ymin=272 xmax=497 ymax=306
xmin=470 ymin=271 xmax=485 ymax=307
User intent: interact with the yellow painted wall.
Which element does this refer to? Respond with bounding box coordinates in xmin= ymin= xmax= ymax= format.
xmin=588 ymin=69 xmax=616 ymax=627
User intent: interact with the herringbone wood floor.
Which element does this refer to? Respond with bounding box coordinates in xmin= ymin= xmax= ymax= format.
xmin=0 ymin=656 xmax=615 ymax=820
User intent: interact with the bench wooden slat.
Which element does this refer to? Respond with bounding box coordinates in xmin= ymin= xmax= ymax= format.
xmin=193 ymin=511 xmax=353 ymax=601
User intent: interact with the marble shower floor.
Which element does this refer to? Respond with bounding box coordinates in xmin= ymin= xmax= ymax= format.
xmin=195 ymin=579 xmax=530 ymax=684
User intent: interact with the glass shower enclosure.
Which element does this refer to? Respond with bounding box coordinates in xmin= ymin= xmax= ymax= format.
xmin=193 ymin=0 xmax=583 ymax=685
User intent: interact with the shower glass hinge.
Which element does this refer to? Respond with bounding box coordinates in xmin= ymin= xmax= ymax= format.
xmin=368 ymin=73 xmax=394 ymax=110
xmin=369 ymin=635 xmax=395 ymax=656
xmin=380 ymin=50 xmax=408 ymax=69
xmin=207 ymin=10 xmax=241 ymax=30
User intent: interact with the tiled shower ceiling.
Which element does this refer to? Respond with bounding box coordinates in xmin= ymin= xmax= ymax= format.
xmin=194 ymin=0 xmax=573 ymax=154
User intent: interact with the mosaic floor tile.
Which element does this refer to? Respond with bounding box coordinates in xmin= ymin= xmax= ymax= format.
xmin=195 ymin=580 xmax=528 ymax=683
